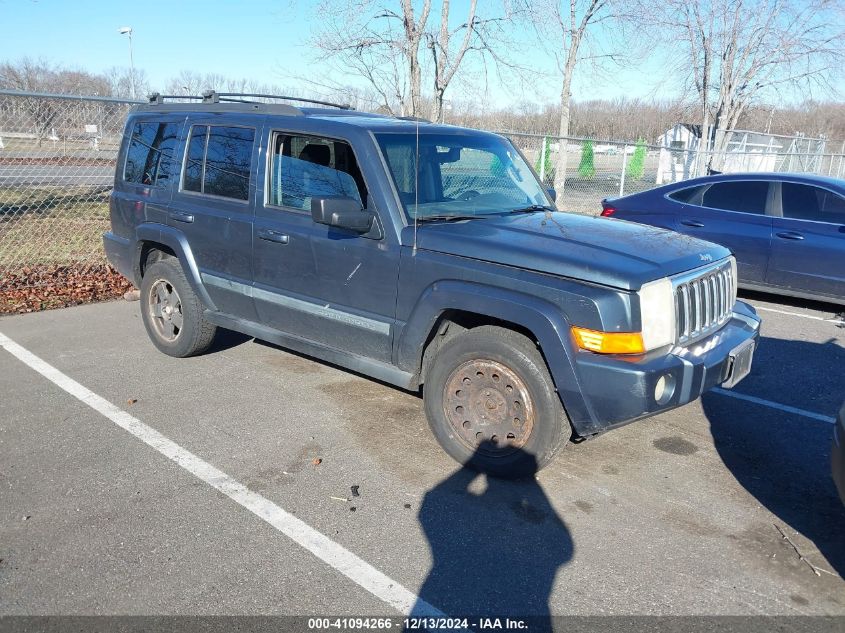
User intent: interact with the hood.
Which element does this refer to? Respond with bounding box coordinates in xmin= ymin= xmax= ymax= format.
xmin=406 ymin=212 xmax=730 ymax=291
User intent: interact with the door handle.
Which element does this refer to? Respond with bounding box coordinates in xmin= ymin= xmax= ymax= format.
xmin=169 ymin=211 xmax=194 ymax=224
xmin=776 ymin=231 xmax=804 ymax=241
xmin=680 ymin=219 xmax=705 ymax=228
xmin=257 ymin=228 xmax=289 ymax=244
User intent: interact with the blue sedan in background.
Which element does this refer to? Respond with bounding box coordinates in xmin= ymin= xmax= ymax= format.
xmin=602 ymin=173 xmax=845 ymax=306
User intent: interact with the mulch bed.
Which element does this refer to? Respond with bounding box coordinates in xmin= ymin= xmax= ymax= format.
xmin=0 ymin=263 xmax=133 ymax=314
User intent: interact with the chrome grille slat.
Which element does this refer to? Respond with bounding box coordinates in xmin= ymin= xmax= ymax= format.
xmin=673 ymin=261 xmax=735 ymax=346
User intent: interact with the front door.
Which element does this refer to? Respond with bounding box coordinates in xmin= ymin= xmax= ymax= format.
xmin=252 ymin=130 xmax=398 ymax=363
xmin=767 ymin=181 xmax=845 ymax=300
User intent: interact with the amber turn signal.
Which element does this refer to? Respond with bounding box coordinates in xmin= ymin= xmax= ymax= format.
xmin=571 ymin=326 xmax=645 ymax=354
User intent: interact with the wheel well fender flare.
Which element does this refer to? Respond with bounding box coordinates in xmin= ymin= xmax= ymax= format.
xmin=133 ymin=223 xmax=217 ymax=311
xmin=397 ymin=280 xmax=595 ymax=428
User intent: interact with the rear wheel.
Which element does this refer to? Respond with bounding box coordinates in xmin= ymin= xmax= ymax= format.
xmin=423 ymin=326 xmax=569 ymax=478
xmin=140 ymin=259 xmax=217 ymax=357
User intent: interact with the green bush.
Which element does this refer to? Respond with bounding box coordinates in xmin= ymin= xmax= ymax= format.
xmin=628 ymin=137 xmax=647 ymax=180
xmin=578 ymin=140 xmax=595 ymax=179
xmin=534 ymin=136 xmax=554 ymax=184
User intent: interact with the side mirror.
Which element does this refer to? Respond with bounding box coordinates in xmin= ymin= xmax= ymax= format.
xmin=311 ymin=196 xmax=374 ymax=233
xmin=546 ymin=187 xmax=557 ymax=202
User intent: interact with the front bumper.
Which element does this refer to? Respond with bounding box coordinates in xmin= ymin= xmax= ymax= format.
xmin=833 ymin=403 xmax=845 ymax=505
xmin=571 ymin=300 xmax=761 ymax=435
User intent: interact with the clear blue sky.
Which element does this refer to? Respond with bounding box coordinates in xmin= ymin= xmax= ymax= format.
xmin=0 ymin=0 xmax=668 ymax=106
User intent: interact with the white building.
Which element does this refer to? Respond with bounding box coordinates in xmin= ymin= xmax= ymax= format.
xmin=655 ymin=124 xmax=791 ymax=184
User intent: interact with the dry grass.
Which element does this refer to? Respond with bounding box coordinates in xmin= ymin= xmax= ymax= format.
xmin=0 ymin=186 xmax=110 ymax=269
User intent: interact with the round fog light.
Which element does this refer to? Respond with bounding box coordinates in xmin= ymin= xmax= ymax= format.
xmin=654 ymin=374 xmax=676 ymax=406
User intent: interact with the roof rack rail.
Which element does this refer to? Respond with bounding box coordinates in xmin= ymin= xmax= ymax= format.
xmin=212 ymin=92 xmax=353 ymax=110
xmin=146 ymin=91 xmax=353 ymax=110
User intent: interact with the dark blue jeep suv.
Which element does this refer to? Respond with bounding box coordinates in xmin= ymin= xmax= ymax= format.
xmin=104 ymin=91 xmax=760 ymax=476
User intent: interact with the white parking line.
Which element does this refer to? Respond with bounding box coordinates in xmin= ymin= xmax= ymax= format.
xmin=712 ymin=387 xmax=836 ymax=424
xmin=0 ymin=331 xmax=442 ymax=618
xmin=751 ymin=304 xmax=845 ymax=326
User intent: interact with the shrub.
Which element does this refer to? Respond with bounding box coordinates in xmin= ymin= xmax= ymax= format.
xmin=534 ymin=137 xmax=554 ymax=184
xmin=578 ymin=140 xmax=595 ymax=179
xmin=628 ymin=137 xmax=647 ymax=180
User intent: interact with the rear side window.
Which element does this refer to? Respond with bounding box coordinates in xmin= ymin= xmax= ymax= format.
xmin=702 ymin=181 xmax=768 ymax=214
xmin=123 ymin=121 xmax=180 ymax=186
xmin=668 ymin=186 xmax=703 ymax=203
xmin=781 ymin=183 xmax=845 ymax=223
xmin=181 ymin=125 xmax=255 ymax=201
xmin=267 ymin=133 xmax=367 ymax=211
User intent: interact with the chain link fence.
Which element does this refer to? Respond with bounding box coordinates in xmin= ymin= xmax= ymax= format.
xmin=0 ymin=90 xmax=140 ymax=311
xmin=1 ymin=90 xmax=844 ymax=311
xmin=505 ymin=131 xmax=845 ymax=215
xmin=505 ymin=132 xmax=661 ymax=215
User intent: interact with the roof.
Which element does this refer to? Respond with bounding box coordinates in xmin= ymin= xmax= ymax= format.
xmin=657 ymin=171 xmax=845 ymax=192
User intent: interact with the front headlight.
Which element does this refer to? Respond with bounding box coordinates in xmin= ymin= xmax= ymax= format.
xmin=638 ymin=277 xmax=675 ymax=351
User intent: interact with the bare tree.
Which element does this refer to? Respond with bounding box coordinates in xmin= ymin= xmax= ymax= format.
xmin=0 ymin=58 xmax=110 ymax=145
xmin=311 ymin=1 xmax=520 ymax=120
xmin=310 ymin=0 xmax=430 ymax=115
xmin=522 ymin=1 xmax=623 ymax=191
xmin=427 ymin=0 xmax=477 ymax=122
xmin=105 ymin=66 xmax=149 ymax=99
xmin=659 ymin=0 xmax=844 ymax=173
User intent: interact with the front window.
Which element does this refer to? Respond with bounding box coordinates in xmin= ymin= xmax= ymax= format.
xmin=781 ymin=182 xmax=845 ymax=223
xmin=375 ymin=132 xmax=551 ymax=220
xmin=268 ymin=133 xmax=367 ymax=212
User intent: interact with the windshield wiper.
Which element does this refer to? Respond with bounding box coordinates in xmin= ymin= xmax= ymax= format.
xmin=508 ymin=204 xmax=556 ymax=214
xmin=414 ymin=214 xmax=486 ymax=223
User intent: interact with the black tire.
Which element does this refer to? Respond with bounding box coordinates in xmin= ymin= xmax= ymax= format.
xmin=140 ymin=259 xmax=217 ymax=358
xmin=423 ymin=325 xmax=570 ymax=478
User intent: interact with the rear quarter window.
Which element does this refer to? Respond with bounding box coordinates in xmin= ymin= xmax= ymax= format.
xmin=123 ymin=121 xmax=180 ymax=186
xmin=668 ymin=186 xmax=703 ymax=203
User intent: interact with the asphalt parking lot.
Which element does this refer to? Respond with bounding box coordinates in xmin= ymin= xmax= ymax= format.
xmin=1 ymin=292 xmax=844 ymax=617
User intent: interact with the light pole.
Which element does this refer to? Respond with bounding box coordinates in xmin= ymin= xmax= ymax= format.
xmin=118 ymin=26 xmax=136 ymax=99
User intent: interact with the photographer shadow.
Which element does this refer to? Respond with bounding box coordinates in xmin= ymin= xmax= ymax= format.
xmin=702 ymin=334 xmax=845 ymax=578
xmin=410 ymin=443 xmax=573 ymax=628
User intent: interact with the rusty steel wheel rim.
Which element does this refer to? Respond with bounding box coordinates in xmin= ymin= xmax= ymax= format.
xmin=443 ymin=358 xmax=535 ymax=457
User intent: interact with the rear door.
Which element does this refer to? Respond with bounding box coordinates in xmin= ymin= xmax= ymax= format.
xmin=767 ymin=181 xmax=845 ymax=300
xmin=675 ymin=179 xmax=773 ymax=284
xmin=170 ymin=118 xmax=262 ymax=319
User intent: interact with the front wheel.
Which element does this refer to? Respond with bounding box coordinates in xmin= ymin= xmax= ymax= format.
xmin=423 ymin=326 xmax=570 ymax=478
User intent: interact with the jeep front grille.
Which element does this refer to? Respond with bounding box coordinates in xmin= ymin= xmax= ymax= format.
xmin=674 ymin=260 xmax=735 ymax=345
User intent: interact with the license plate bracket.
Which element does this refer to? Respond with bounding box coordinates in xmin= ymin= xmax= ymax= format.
xmin=722 ymin=339 xmax=755 ymax=388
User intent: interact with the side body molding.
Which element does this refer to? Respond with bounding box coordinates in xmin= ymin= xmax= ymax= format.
xmin=396 ymin=280 xmax=598 ymax=434
xmin=133 ymin=223 xmax=217 ymax=311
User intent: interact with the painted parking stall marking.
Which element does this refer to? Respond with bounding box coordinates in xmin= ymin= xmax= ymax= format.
xmin=0 ymin=331 xmax=444 ymax=618
xmin=712 ymin=387 xmax=836 ymax=424
xmin=750 ymin=304 xmax=845 ymax=326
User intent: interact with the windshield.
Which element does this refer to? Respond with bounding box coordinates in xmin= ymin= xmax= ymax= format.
xmin=375 ymin=132 xmax=552 ymax=220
